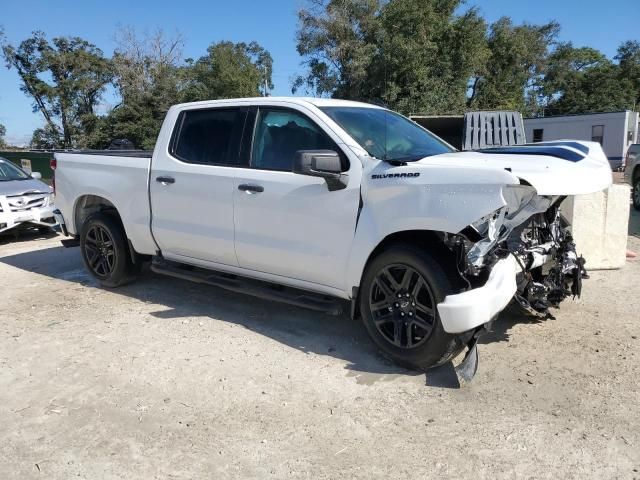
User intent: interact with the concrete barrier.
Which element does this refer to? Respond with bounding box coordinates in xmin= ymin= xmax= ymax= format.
xmin=561 ymin=184 xmax=630 ymax=270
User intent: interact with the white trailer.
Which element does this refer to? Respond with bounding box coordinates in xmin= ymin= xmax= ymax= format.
xmin=524 ymin=111 xmax=639 ymax=170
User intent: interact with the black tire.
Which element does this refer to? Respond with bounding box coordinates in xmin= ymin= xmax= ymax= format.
xmin=359 ymin=244 xmax=466 ymax=371
xmin=633 ymin=177 xmax=640 ymax=211
xmin=80 ymin=212 xmax=140 ymax=288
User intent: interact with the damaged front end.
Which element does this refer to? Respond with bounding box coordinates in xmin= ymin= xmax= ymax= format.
xmin=451 ymin=185 xmax=587 ymax=319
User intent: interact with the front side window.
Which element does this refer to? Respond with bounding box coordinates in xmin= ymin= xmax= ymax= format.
xmin=251 ymin=108 xmax=339 ymax=171
xmin=321 ymin=106 xmax=453 ymax=162
xmin=172 ymin=108 xmax=240 ymax=165
xmin=0 ymin=158 xmax=30 ymax=181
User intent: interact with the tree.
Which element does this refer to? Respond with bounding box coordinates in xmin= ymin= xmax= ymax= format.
xmin=88 ymin=30 xmax=273 ymax=150
xmin=30 ymin=124 xmax=61 ymax=149
xmin=540 ymin=42 xmax=636 ymax=115
xmin=181 ymin=41 xmax=273 ymax=102
xmin=1 ymin=31 xmax=112 ymax=148
xmin=87 ymin=28 xmax=185 ymax=149
xmin=0 ymin=123 xmax=6 ymax=148
xmin=468 ymin=17 xmax=559 ymax=114
xmin=295 ymin=0 xmax=489 ymax=115
xmin=294 ymin=0 xmax=380 ymax=98
xmin=372 ymin=0 xmax=488 ymax=114
xmin=615 ymin=40 xmax=640 ymax=108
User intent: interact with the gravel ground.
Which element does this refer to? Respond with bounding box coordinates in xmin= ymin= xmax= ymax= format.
xmin=1 ymin=209 xmax=639 ymax=480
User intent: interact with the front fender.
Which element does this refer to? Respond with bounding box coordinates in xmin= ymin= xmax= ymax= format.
xmin=345 ymin=161 xmax=518 ymax=292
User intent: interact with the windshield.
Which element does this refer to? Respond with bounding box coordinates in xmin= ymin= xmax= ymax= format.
xmin=0 ymin=158 xmax=30 ymax=181
xmin=320 ymin=106 xmax=453 ymax=162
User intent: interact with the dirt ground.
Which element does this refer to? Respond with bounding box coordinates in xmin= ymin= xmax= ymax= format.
xmin=1 ymin=210 xmax=639 ymax=480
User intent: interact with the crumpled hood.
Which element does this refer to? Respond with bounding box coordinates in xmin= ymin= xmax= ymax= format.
xmin=0 ymin=178 xmax=52 ymax=197
xmin=415 ymin=140 xmax=612 ymax=196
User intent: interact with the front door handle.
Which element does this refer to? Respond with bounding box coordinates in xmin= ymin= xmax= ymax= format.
xmin=156 ymin=176 xmax=175 ymax=185
xmin=238 ymin=184 xmax=264 ymax=193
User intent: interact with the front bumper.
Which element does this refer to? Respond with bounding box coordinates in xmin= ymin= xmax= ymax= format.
xmin=0 ymin=204 xmax=57 ymax=233
xmin=437 ymin=255 xmax=520 ymax=334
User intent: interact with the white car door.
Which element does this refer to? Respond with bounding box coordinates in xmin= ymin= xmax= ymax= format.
xmin=233 ymin=105 xmax=362 ymax=290
xmin=150 ymin=106 xmax=248 ymax=266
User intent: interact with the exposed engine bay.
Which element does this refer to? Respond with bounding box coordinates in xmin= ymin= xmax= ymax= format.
xmin=449 ymin=185 xmax=588 ymax=319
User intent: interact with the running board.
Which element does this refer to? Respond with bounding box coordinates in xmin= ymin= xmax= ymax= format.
xmin=151 ymin=258 xmax=344 ymax=316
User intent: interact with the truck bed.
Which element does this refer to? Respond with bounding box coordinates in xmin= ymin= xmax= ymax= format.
xmin=53 ymin=151 xmax=157 ymax=255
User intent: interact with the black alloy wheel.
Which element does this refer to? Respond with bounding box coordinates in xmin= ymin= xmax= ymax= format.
xmin=359 ymin=244 xmax=466 ymax=371
xmin=80 ymin=212 xmax=141 ymax=288
xmin=368 ymin=264 xmax=436 ymax=349
xmin=84 ymin=224 xmax=116 ymax=277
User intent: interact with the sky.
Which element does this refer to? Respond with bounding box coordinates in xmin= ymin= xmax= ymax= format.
xmin=0 ymin=0 xmax=638 ymax=146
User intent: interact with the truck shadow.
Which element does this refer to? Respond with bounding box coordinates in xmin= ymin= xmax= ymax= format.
xmin=0 ymin=244 xmax=535 ymax=389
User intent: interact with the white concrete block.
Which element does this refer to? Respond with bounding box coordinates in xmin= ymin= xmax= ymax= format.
xmin=561 ymin=184 xmax=630 ymax=270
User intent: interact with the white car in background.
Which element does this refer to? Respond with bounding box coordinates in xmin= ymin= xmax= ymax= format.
xmin=0 ymin=157 xmax=56 ymax=234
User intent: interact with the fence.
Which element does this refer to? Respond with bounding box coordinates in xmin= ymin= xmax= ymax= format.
xmin=0 ymin=151 xmax=54 ymax=181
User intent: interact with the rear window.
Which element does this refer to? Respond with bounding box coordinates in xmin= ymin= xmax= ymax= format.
xmin=172 ymin=108 xmax=240 ymax=165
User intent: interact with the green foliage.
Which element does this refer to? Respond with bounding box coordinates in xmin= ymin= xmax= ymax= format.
xmin=86 ymin=28 xmax=185 ymax=149
xmin=86 ymin=29 xmax=273 ymax=149
xmin=468 ymin=18 xmax=559 ymax=115
xmin=182 ymin=41 xmax=273 ymax=102
xmin=294 ymin=0 xmax=380 ymax=98
xmin=294 ymin=0 xmax=488 ymax=115
xmin=540 ymin=42 xmax=637 ymax=115
xmin=615 ymin=40 xmax=640 ymax=107
xmin=295 ymin=0 xmax=638 ymax=117
xmin=1 ymin=31 xmax=112 ymax=148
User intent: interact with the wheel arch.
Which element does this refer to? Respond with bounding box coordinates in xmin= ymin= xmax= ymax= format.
xmin=73 ymin=194 xmax=124 ymax=235
xmin=349 ymin=229 xmax=458 ymax=319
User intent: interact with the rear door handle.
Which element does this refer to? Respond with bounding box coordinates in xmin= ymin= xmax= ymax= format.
xmin=238 ymin=184 xmax=264 ymax=193
xmin=156 ymin=176 xmax=175 ymax=185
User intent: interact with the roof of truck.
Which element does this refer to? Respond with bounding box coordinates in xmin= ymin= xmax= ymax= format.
xmin=172 ymin=96 xmax=385 ymax=110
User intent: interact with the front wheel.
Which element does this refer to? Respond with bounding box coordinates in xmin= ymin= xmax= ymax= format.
xmin=359 ymin=244 xmax=466 ymax=371
xmin=633 ymin=178 xmax=640 ymax=211
xmin=80 ymin=212 xmax=140 ymax=288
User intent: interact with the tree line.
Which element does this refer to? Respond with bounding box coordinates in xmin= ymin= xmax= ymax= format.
xmin=1 ymin=0 xmax=639 ymax=150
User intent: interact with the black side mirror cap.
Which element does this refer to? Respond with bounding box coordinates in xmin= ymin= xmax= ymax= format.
xmin=293 ymin=150 xmax=348 ymax=191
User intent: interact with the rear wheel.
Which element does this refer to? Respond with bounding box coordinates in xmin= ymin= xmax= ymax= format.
xmin=80 ymin=212 xmax=140 ymax=287
xmin=633 ymin=177 xmax=640 ymax=211
xmin=359 ymin=244 xmax=466 ymax=371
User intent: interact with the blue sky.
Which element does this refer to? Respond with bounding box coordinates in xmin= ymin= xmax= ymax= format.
xmin=0 ymin=0 xmax=638 ymax=145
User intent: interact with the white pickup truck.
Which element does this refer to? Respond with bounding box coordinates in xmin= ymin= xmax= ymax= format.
xmin=53 ymin=97 xmax=612 ymax=374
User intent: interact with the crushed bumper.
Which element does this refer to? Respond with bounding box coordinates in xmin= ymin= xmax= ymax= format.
xmin=0 ymin=203 xmax=57 ymax=233
xmin=437 ymin=255 xmax=520 ymax=334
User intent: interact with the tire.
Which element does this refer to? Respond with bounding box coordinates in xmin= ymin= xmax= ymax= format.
xmin=80 ymin=212 xmax=140 ymax=288
xmin=633 ymin=177 xmax=640 ymax=211
xmin=359 ymin=243 xmax=466 ymax=371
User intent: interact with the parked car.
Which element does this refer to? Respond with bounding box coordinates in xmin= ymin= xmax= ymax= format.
xmin=623 ymin=143 xmax=640 ymax=210
xmin=52 ymin=98 xmax=612 ymax=372
xmin=0 ymin=157 xmax=56 ymax=234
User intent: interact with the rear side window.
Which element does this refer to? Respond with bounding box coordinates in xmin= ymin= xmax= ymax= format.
xmin=172 ymin=108 xmax=240 ymax=165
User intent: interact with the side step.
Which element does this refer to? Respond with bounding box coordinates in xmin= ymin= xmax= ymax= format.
xmin=150 ymin=258 xmax=345 ymax=316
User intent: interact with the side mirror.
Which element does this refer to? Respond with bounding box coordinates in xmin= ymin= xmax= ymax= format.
xmin=293 ymin=150 xmax=348 ymax=191
xmin=31 ymin=171 xmax=42 ymax=180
